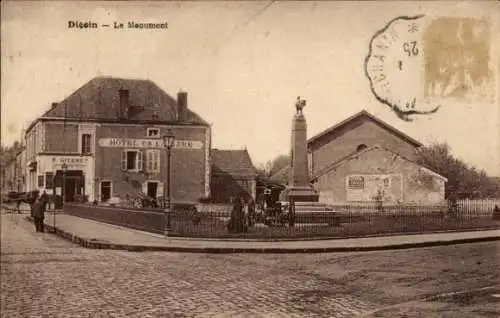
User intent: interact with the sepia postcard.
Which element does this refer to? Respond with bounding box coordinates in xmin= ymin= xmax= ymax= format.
xmin=1 ymin=1 xmax=499 ymax=317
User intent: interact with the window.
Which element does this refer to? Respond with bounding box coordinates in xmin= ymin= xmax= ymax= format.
xmin=348 ymin=176 xmax=364 ymax=189
xmin=38 ymin=175 xmax=44 ymax=187
xmin=100 ymin=181 xmax=112 ymax=202
xmin=147 ymin=128 xmax=160 ymax=138
xmin=152 ymin=111 xmax=160 ymax=120
xmin=121 ymin=150 xmax=143 ymax=171
xmin=421 ymin=175 xmax=433 ymax=188
xmin=383 ymin=177 xmax=390 ymax=188
xmin=81 ymin=134 xmax=92 ymax=154
xmin=356 ymin=144 xmax=368 ymax=152
xmin=45 ymin=172 xmax=54 ymax=189
xmin=146 ymin=150 xmax=160 ymax=173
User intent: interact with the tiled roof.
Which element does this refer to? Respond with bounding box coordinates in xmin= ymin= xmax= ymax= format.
xmin=211 ymin=149 xmax=257 ymax=177
xmin=41 ymin=76 xmax=208 ymax=125
xmin=307 ymin=110 xmax=422 ymax=147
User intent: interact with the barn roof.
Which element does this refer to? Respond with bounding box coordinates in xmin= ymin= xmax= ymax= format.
xmin=307 ymin=110 xmax=422 ymax=147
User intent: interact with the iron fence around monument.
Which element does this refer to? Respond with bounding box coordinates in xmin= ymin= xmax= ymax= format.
xmin=61 ymin=201 xmax=500 ymax=239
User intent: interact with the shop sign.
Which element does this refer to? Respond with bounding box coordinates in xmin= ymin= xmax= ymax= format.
xmin=52 ymin=156 xmax=89 ymax=169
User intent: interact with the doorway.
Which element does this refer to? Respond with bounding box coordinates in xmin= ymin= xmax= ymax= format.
xmin=65 ymin=178 xmax=76 ymax=202
xmin=100 ymin=181 xmax=112 ymax=202
xmin=57 ymin=170 xmax=83 ymax=202
xmin=147 ymin=182 xmax=158 ymax=199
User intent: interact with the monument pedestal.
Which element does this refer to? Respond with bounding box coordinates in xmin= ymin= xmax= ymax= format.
xmin=282 ymin=97 xmax=319 ymax=203
xmin=282 ymin=186 xmax=319 ymax=202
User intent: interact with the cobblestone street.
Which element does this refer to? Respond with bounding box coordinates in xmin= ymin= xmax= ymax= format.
xmin=1 ymin=214 xmax=499 ymax=317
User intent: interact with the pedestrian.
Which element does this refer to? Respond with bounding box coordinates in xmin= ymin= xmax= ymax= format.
xmin=28 ymin=190 xmax=39 ymax=218
xmin=32 ymin=194 xmax=45 ymax=233
xmin=16 ymin=198 xmax=22 ymax=214
xmin=228 ymin=195 xmax=244 ymax=234
xmin=247 ymin=197 xmax=256 ymax=227
xmin=492 ymin=205 xmax=500 ymax=221
xmin=40 ymin=191 xmax=49 ymax=213
xmin=241 ymin=197 xmax=249 ymax=232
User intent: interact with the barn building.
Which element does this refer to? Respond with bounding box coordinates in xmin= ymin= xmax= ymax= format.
xmin=270 ymin=110 xmax=447 ymax=205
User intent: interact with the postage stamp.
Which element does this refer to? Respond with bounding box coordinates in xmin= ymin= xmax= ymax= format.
xmin=365 ymin=15 xmax=495 ymax=121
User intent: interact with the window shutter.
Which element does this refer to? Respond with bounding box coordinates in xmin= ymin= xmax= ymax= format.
xmin=154 ymin=150 xmax=160 ymax=172
xmin=142 ymin=181 xmax=147 ymax=195
xmin=146 ymin=151 xmax=152 ymax=172
xmin=157 ymin=182 xmax=164 ymax=198
xmin=137 ymin=151 xmax=144 ymax=171
xmin=121 ymin=151 xmax=127 ymax=171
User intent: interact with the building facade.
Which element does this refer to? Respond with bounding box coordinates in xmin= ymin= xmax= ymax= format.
xmin=210 ymin=149 xmax=257 ymax=203
xmin=14 ymin=148 xmax=26 ymax=193
xmin=2 ymin=158 xmax=16 ymax=192
xmin=270 ymin=110 xmax=447 ymax=205
xmin=2 ymin=147 xmax=25 ymax=193
xmin=312 ymin=145 xmax=447 ymax=205
xmin=24 ymin=77 xmax=211 ymax=204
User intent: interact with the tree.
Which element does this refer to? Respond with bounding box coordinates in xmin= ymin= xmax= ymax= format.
xmin=265 ymin=154 xmax=290 ymax=178
xmin=416 ymin=142 xmax=500 ymax=199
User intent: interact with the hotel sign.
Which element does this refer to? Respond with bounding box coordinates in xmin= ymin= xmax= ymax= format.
xmin=98 ymin=138 xmax=203 ymax=149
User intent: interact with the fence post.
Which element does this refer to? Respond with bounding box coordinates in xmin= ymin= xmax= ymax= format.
xmin=348 ymin=204 xmax=352 ymax=238
xmin=288 ymin=198 xmax=295 ymax=228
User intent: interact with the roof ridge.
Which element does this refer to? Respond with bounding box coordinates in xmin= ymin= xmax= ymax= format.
xmin=307 ymin=110 xmax=422 ymax=147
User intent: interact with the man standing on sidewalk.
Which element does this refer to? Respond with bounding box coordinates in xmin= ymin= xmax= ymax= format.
xmin=32 ymin=195 xmax=45 ymax=233
xmin=40 ymin=191 xmax=49 ymax=214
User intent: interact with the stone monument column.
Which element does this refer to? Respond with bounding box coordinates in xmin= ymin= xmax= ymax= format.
xmin=283 ymin=97 xmax=319 ymax=202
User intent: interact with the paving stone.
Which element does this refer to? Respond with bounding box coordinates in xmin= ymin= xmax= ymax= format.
xmin=1 ymin=215 xmax=375 ymax=317
xmin=6 ymin=214 xmax=498 ymax=317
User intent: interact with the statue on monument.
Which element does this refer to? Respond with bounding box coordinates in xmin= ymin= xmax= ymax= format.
xmin=295 ymin=96 xmax=306 ymax=114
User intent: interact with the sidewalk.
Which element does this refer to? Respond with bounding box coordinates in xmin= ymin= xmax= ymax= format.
xmin=30 ymin=214 xmax=500 ymax=253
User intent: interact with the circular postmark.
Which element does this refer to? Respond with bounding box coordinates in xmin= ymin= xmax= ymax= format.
xmin=364 ymin=15 xmax=440 ymax=121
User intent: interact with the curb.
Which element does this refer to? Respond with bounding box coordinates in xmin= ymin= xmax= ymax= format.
xmin=26 ymin=217 xmax=500 ymax=254
xmin=63 ymin=213 xmax=500 ymax=242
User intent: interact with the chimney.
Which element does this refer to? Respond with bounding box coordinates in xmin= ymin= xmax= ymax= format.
xmin=176 ymin=91 xmax=187 ymax=122
xmin=51 ymin=102 xmax=58 ymax=109
xmin=119 ymin=88 xmax=130 ymax=118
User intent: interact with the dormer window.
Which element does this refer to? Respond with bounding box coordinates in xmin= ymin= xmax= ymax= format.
xmin=147 ymin=128 xmax=160 ymax=138
xmin=152 ymin=110 xmax=160 ymax=120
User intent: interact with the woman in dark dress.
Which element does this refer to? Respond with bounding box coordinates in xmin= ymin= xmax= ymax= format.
xmin=228 ymin=196 xmax=245 ymax=234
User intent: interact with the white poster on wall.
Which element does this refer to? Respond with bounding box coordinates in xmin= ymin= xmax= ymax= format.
xmin=346 ymin=174 xmax=401 ymax=202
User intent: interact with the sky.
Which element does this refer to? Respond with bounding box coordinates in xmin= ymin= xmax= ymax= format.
xmin=1 ymin=1 xmax=499 ymax=175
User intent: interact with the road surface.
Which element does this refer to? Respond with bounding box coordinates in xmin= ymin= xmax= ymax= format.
xmin=1 ymin=214 xmax=499 ymax=317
